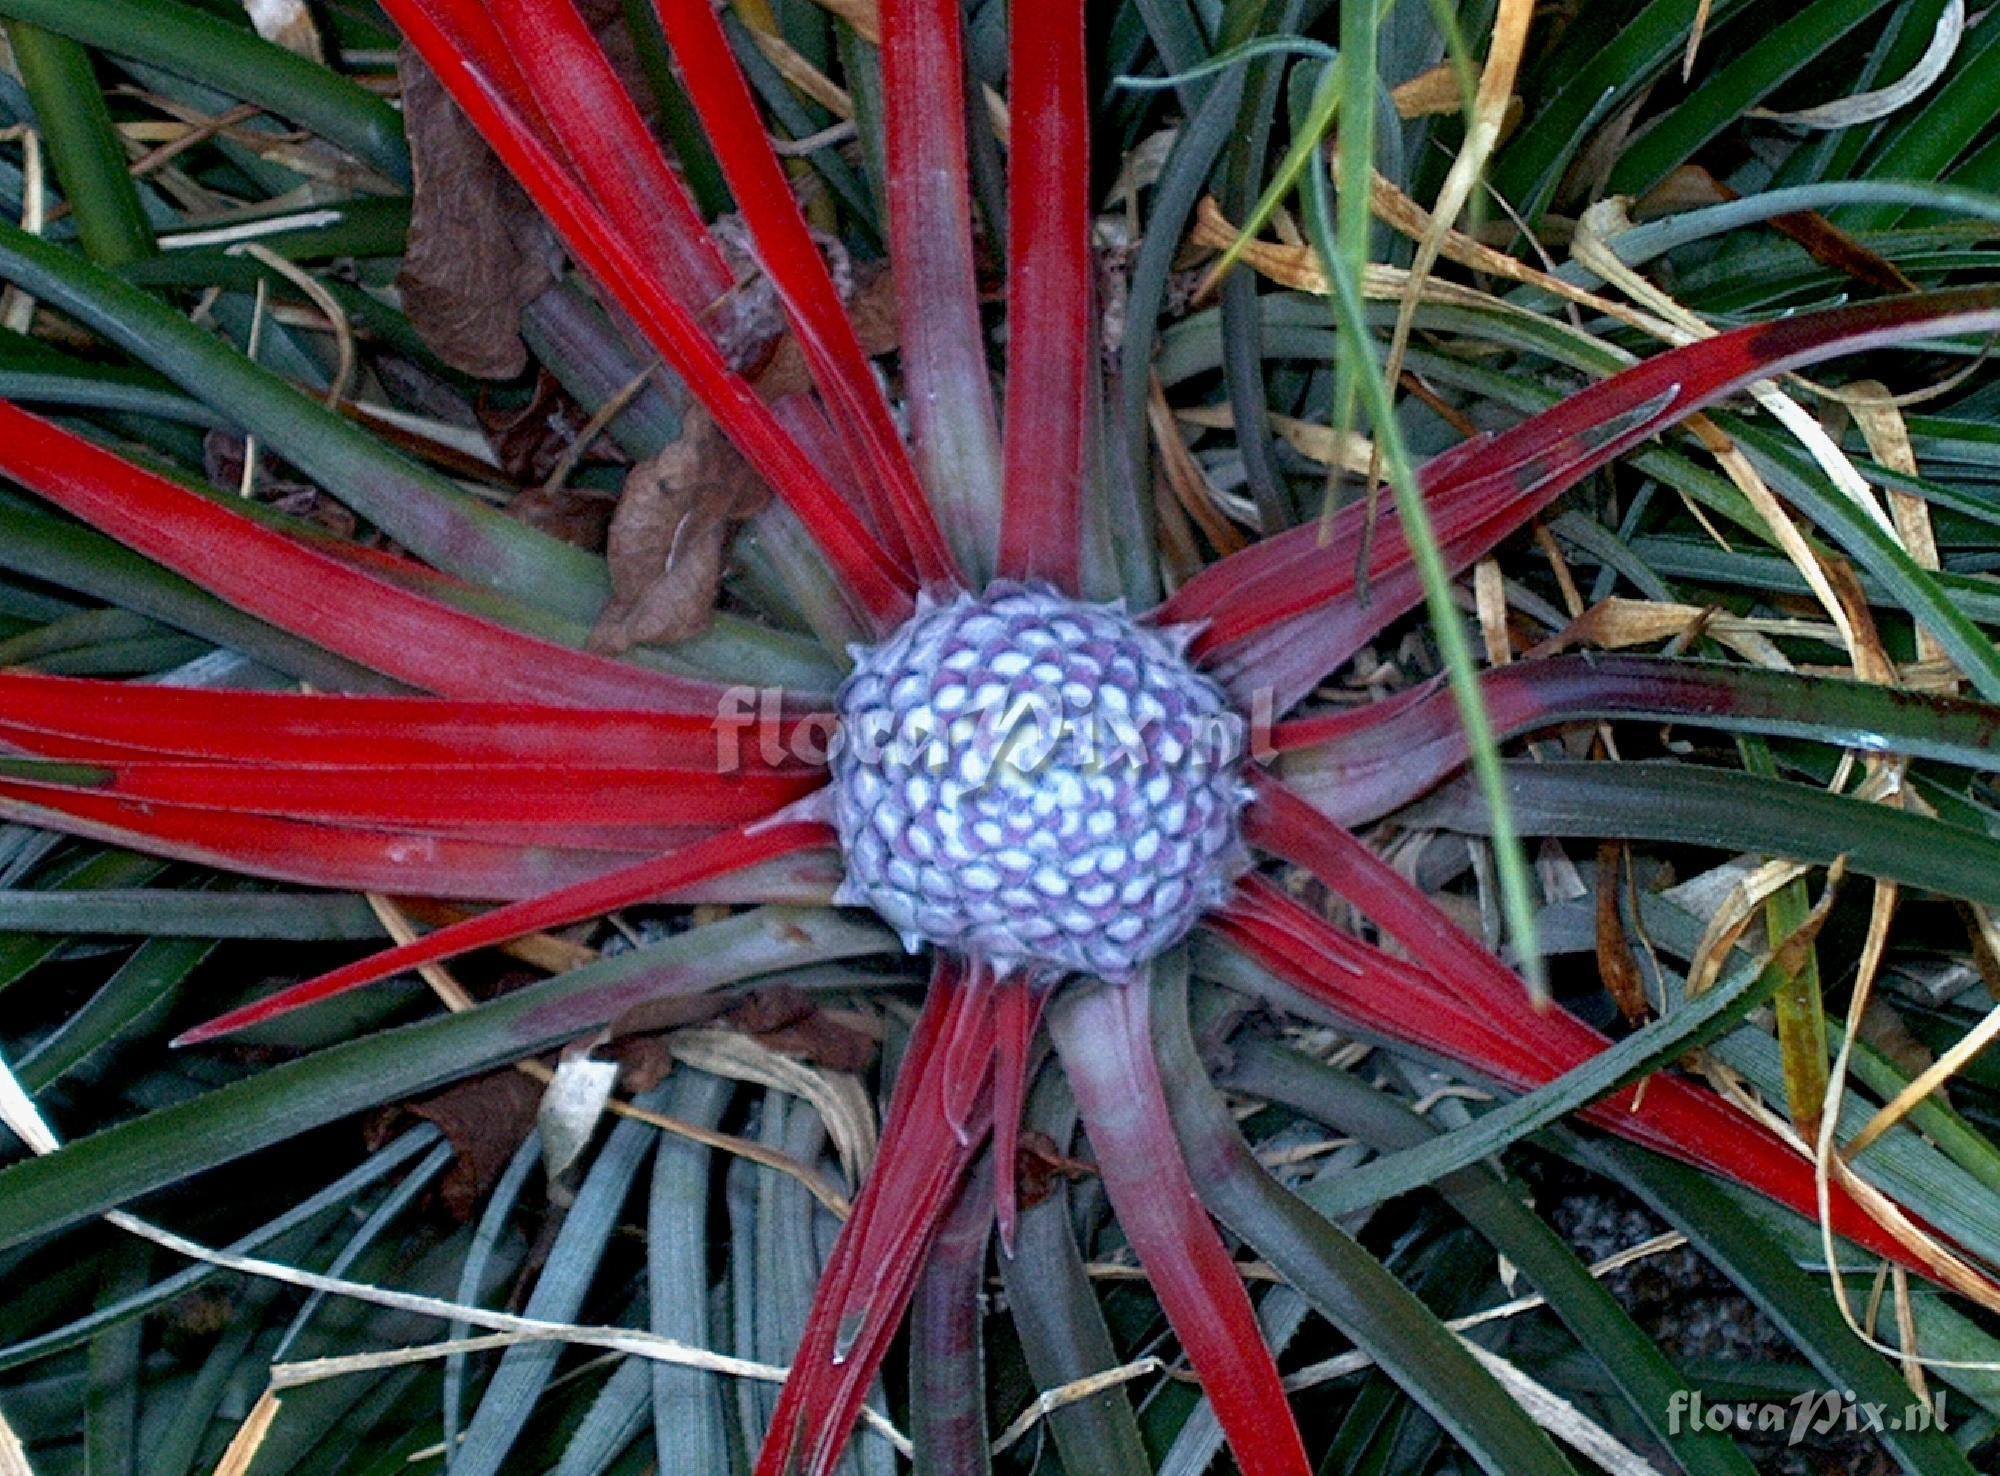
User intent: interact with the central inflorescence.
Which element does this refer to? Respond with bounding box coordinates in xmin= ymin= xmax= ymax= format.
xmin=829 ymin=584 xmax=1252 ymax=982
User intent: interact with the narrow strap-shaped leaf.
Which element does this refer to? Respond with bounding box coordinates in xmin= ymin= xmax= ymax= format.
xmin=996 ymin=0 xmax=1091 ymax=590
xmin=1583 ymin=1137 xmax=1981 ymax=1476
xmin=755 ymin=958 xmax=993 ymax=1476
xmin=0 ymin=0 xmax=411 ymax=185
xmin=990 ymin=977 xmax=1045 ymax=1255
xmin=0 ymin=780 xmax=836 ymax=904
xmin=0 ymin=758 xmax=816 ymax=830
xmin=382 ymin=0 xmax=916 ymax=630
xmin=0 ymin=221 xmax=608 ymax=623
xmin=1226 ymin=1039 xmax=1760 ymax=1476
xmin=453 ymin=1085 xmax=676 ymax=1476
xmin=429 ymin=0 xmax=735 ymax=311
xmin=0 ymin=671 xmax=821 ymax=772
xmin=881 ymin=0 xmax=1003 ymax=582
xmin=0 ymin=492 xmax=382 ymax=691
xmin=1409 ymin=759 xmax=2000 ymax=913
xmin=1148 ymin=964 xmax=1580 ymax=1476
xmin=1236 ymin=775 xmax=1977 ymax=1278
xmin=18 ymin=929 xmax=215 ymax=1090
xmin=1274 ymin=653 xmax=2000 ymax=826
xmin=0 ymin=1125 xmax=437 ymax=1372
xmin=1210 ymin=878 xmax=1552 ymax=1086
xmin=174 ymin=817 xmax=835 ymax=1044
xmin=1048 ymin=979 xmax=1311 ymax=1476
xmin=908 ymin=1156 xmax=994 ymax=1476
xmin=994 ymin=1076 xmax=1153 ymax=1476
xmin=0 ymin=759 xmax=766 ymax=856
xmin=5 ymin=22 xmax=154 ymax=266
xmin=1206 ymin=883 xmax=1946 ymax=1279
xmin=0 ymin=788 xmax=829 ymax=896
xmin=649 ymin=0 xmax=960 ymax=589
xmin=1163 ymin=288 xmax=2000 ymax=695
xmin=649 ymin=1070 xmax=735 ymax=1475
xmin=0 ymin=889 xmax=380 ymax=940
xmin=0 ymin=404 xmax=725 ymax=710
xmin=0 ymin=906 xmax=889 ymax=1254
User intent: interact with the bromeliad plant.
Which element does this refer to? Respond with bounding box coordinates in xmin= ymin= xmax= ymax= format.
xmin=7 ymin=1 xmax=2000 ymax=1472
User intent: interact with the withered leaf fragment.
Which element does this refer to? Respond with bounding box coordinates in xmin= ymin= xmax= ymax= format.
xmin=397 ymin=1069 xmax=544 ymax=1221
xmin=589 ymin=407 xmax=771 ymax=653
xmin=396 ymin=46 xmax=559 ymax=379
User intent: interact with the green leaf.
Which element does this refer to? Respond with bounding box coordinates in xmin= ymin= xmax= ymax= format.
xmin=1151 ymin=958 xmax=1580 ymax=1476
xmin=1226 ymin=1039 xmax=1760 ymax=1476
xmin=0 ymin=888 xmax=383 ymax=940
xmin=1411 ymin=760 xmax=2000 ymax=910
xmin=0 ymin=222 xmax=609 ymax=623
xmin=0 ymin=906 xmax=891 ymax=1255
xmin=1582 ymin=1136 xmax=1978 ymax=1476
xmin=0 ymin=0 xmax=409 ymax=186
xmin=4 ymin=22 xmax=155 ymax=266
xmin=994 ymin=1072 xmax=1152 ymax=1476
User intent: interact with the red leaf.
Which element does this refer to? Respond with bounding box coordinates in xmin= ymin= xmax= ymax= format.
xmin=881 ymin=0 xmax=1003 ymax=578
xmin=996 ymin=0 xmax=1091 ymax=591
xmin=755 ymin=957 xmax=993 ymax=1476
xmin=174 ymin=817 xmax=838 ymax=1044
xmin=383 ymin=0 xmax=918 ymax=629
xmin=0 ymin=757 xmax=816 ymax=830
xmin=1050 ymin=981 xmax=1311 ymax=1476
xmin=1166 ymin=287 xmax=2000 ymax=706
xmin=990 ymin=976 xmax=1045 ymax=1255
xmin=473 ymin=0 xmax=736 ymax=311
xmin=0 ymin=671 xmax=820 ymax=771
xmin=0 ymin=404 xmax=731 ymax=711
xmin=648 ymin=0 xmax=961 ymax=590
xmin=1236 ymin=773 xmax=1982 ymax=1280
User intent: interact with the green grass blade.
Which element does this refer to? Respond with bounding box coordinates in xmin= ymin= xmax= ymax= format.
xmin=4 ymin=22 xmax=154 ymax=265
xmin=1298 ymin=91 xmax=1545 ymax=995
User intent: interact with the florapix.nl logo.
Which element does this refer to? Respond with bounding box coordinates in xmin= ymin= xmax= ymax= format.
xmin=1666 ymin=1388 xmax=1947 ymax=1446
xmin=711 ymin=684 xmax=1277 ymax=777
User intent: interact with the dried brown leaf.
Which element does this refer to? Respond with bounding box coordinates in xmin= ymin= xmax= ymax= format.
xmin=203 ymin=431 xmax=357 ymax=537
xmin=725 ymin=988 xmax=879 ymax=1072
xmin=479 ymin=370 xmax=596 ymax=485
xmin=401 ymin=1069 xmax=543 ymax=1221
xmin=1635 ymin=166 xmax=1916 ymax=295
xmin=396 ymin=46 xmax=558 ymax=379
xmin=1596 ymin=841 xmax=1653 ymax=1026
xmin=589 ymin=408 xmax=771 ymax=653
xmin=509 ymin=482 xmax=614 ymax=551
